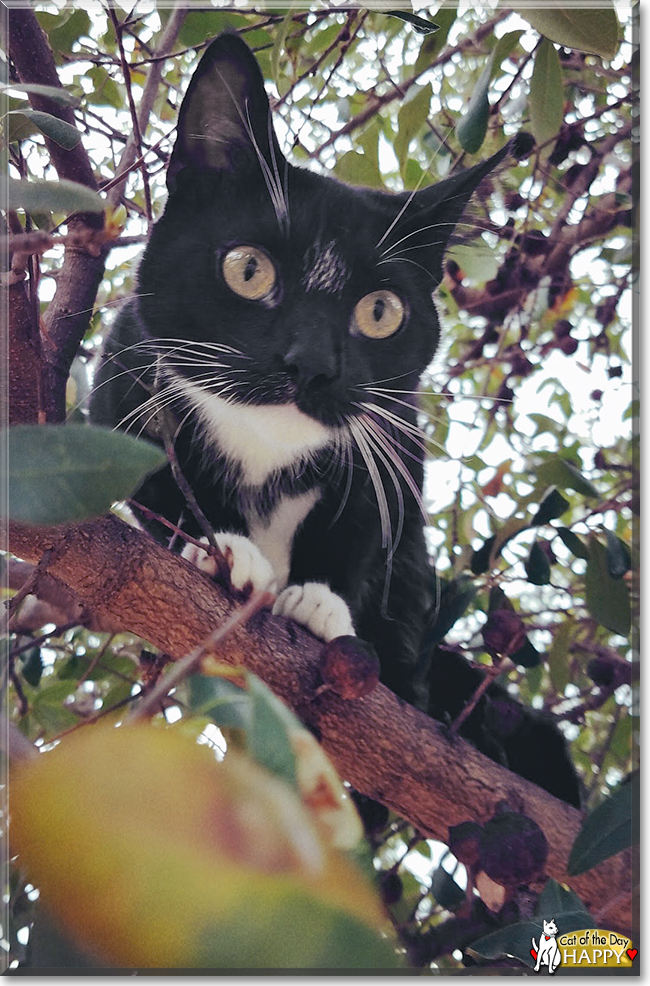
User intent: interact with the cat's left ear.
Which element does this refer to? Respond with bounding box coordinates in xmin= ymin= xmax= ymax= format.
xmin=167 ymin=32 xmax=285 ymax=188
xmin=398 ymin=140 xmax=519 ymax=273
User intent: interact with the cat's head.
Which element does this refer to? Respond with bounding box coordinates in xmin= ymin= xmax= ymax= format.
xmin=138 ymin=33 xmax=510 ymax=432
xmin=543 ymin=919 xmax=558 ymax=936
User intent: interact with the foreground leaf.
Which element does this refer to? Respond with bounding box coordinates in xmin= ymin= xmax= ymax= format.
xmin=3 ymin=176 xmax=104 ymax=214
xmin=1 ymin=82 xmax=81 ymax=106
xmin=6 ymin=424 xmax=166 ymax=525
xmin=584 ymin=535 xmax=631 ymax=636
xmin=512 ymin=5 xmax=619 ymax=59
xmin=7 ymin=109 xmax=81 ymax=149
xmin=529 ymin=38 xmax=564 ymax=147
xmin=568 ymin=774 xmax=637 ymax=875
xmin=9 ymin=726 xmax=394 ymax=969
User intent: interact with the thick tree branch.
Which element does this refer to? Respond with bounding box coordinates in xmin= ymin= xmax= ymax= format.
xmin=7 ymin=514 xmax=633 ymax=934
xmin=3 ymin=7 xmax=107 ymax=422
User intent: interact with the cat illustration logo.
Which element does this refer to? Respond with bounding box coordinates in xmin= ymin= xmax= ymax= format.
xmin=531 ymin=925 xmax=637 ymax=970
xmin=531 ymin=918 xmax=561 ymax=974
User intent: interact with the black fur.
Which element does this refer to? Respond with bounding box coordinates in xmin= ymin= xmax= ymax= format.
xmin=91 ymin=33 xmax=508 ymax=709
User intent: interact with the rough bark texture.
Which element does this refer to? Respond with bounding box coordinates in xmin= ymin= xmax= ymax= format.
xmin=3 ymin=7 xmax=107 ymax=422
xmin=7 ymin=515 xmax=633 ymax=935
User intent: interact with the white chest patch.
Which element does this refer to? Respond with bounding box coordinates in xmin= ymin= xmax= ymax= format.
xmin=171 ymin=374 xmax=334 ymax=486
xmin=247 ymin=490 xmax=320 ymax=590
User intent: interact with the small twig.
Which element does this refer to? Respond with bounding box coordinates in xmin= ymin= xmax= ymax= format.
xmin=108 ymin=2 xmax=153 ymax=222
xmin=8 ymin=621 xmax=80 ymax=661
xmin=155 ymin=398 xmax=230 ymax=582
xmin=449 ymin=655 xmax=514 ymax=737
xmin=127 ymin=499 xmax=229 ymax=570
xmin=128 ymin=590 xmax=275 ymax=721
xmin=8 ymin=664 xmax=29 ymax=717
xmin=4 ymin=547 xmax=57 ymax=630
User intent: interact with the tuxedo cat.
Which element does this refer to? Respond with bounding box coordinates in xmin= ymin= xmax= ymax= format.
xmin=91 ymin=34 xmax=582 ymax=807
xmin=91 ymin=32 xmax=513 ymax=709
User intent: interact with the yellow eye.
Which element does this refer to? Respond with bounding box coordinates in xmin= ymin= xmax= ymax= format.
xmin=351 ymin=291 xmax=405 ymax=339
xmin=222 ymin=246 xmax=277 ymax=303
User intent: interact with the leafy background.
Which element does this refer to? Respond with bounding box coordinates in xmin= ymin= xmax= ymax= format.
xmin=3 ymin=0 xmax=637 ymax=971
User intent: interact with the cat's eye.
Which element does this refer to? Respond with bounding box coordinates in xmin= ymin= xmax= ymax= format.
xmin=351 ymin=290 xmax=405 ymax=339
xmin=221 ymin=246 xmax=277 ymax=303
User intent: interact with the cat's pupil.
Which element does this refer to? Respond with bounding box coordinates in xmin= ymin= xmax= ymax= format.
xmin=373 ymin=298 xmax=385 ymax=322
xmin=244 ymin=256 xmax=258 ymax=282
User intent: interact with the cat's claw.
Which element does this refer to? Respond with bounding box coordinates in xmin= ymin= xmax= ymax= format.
xmin=182 ymin=533 xmax=277 ymax=595
xmin=273 ymin=583 xmax=355 ymax=642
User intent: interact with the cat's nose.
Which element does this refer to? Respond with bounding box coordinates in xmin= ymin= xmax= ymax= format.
xmin=282 ymin=335 xmax=337 ymax=387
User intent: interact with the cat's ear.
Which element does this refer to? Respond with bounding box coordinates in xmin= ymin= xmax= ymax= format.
xmin=167 ymin=32 xmax=285 ymax=187
xmin=395 ymin=141 xmax=516 ymax=274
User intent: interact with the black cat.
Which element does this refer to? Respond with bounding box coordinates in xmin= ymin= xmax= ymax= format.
xmin=91 ymin=34 xmax=578 ymax=805
xmin=91 ymin=32 xmax=512 ymax=709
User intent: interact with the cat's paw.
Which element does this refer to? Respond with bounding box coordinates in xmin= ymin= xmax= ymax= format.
xmin=273 ymin=583 xmax=355 ymax=641
xmin=182 ymin=533 xmax=277 ymax=594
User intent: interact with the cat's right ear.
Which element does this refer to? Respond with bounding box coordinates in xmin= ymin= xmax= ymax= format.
xmin=167 ymin=33 xmax=285 ymax=188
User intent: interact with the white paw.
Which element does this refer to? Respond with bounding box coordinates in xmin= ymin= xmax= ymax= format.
xmin=182 ymin=533 xmax=277 ymax=594
xmin=273 ymin=583 xmax=355 ymax=641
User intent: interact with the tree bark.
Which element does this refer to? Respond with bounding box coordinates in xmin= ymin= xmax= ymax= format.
xmin=3 ymin=7 xmax=107 ymax=422
xmin=7 ymin=514 xmax=634 ymax=935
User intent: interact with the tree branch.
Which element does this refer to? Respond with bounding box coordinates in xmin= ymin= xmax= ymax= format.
xmin=3 ymin=7 xmax=107 ymax=422
xmin=7 ymin=514 xmax=633 ymax=934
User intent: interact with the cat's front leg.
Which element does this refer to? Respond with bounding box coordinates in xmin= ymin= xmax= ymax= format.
xmin=182 ymin=533 xmax=277 ymax=595
xmin=273 ymin=584 xmax=355 ymax=641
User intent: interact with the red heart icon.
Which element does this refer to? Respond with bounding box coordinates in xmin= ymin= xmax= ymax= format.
xmin=530 ymin=948 xmax=538 ymax=961
xmin=627 ymin=949 xmax=637 ymax=961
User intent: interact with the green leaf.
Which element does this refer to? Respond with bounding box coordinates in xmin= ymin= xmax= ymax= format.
xmin=87 ymin=67 xmax=123 ymax=111
xmin=456 ymin=61 xmax=491 ymax=154
xmin=555 ymin=526 xmax=590 ymax=560
xmin=271 ymin=10 xmax=296 ymax=91
xmin=585 ymin=535 xmax=631 ymax=637
xmin=332 ymin=150 xmax=383 ymax=189
xmin=32 ymin=682 xmax=78 ymax=735
xmin=524 ymin=540 xmax=551 ymax=586
xmin=384 ymin=9 xmax=439 ymax=34
xmin=5 ymin=424 xmax=166 ymax=525
xmin=536 ymin=456 xmax=598 ymax=498
xmin=536 ymin=878 xmax=590 ymax=917
xmin=20 ymin=647 xmax=44 ymax=688
xmin=3 ymin=176 xmax=104 ymax=215
xmin=247 ymin=674 xmax=298 ymax=789
xmin=532 ymin=487 xmax=569 ymax=526
xmin=512 ymin=5 xmax=619 ymax=59
xmin=7 ymin=110 xmax=81 ymax=150
xmin=605 ymin=529 xmax=631 ymax=579
xmin=490 ymin=30 xmax=523 ymax=72
xmin=455 ymin=30 xmax=522 ymax=155
xmin=394 ymin=83 xmax=432 ymax=175
xmin=547 ymin=620 xmax=572 ymax=695
xmin=529 ymin=38 xmax=564 ymax=147
xmin=1 ymin=83 xmax=81 ymax=107
xmin=568 ymin=774 xmax=637 ymax=875
xmin=469 ymin=920 xmax=541 ymax=967
xmin=430 ymin=865 xmax=466 ymax=911
xmin=187 ymin=674 xmax=251 ymax=730
xmin=413 ymin=5 xmax=457 ymax=73
xmin=41 ymin=8 xmax=91 ymax=56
